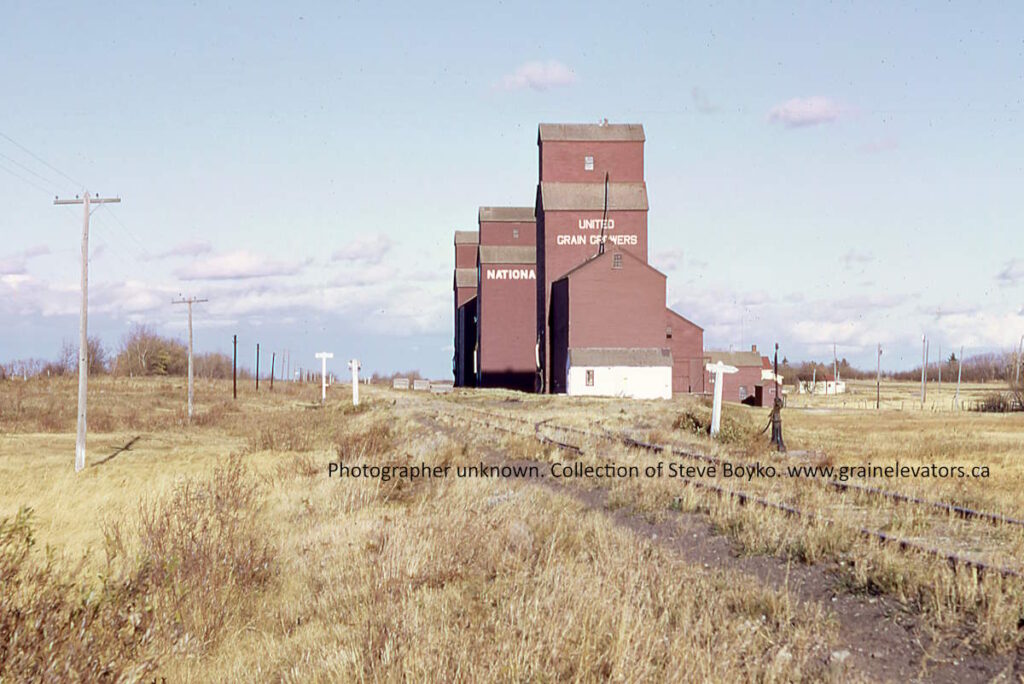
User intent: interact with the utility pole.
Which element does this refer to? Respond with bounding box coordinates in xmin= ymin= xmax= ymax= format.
xmin=270 ymin=352 xmax=276 ymax=391
xmin=232 ymin=335 xmax=237 ymax=399
xmin=920 ymin=335 xmax=927 ymax=408
xmin=876 ymin=343 xmax=882 ymax=410
xmin=316 ymin=352 xmax=333 ymax=405
xmin=172 ymin=296 xmax=208 ymax=423
xmin=54 ymin=191 xmax=121 ymax=473
xmin=1016 ymin=335 xmax=1023 ymax=387
xmin=255 ymin=344 xmax=260 ymax=391
xmin=955 ymin=345 xmax=964 ymax=409
xmin=833 ymin=342 xmax=838 ymax=392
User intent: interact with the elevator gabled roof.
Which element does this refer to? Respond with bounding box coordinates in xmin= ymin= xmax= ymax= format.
xmin=454 ymin=268 xmax=477 ymax=288
xmin=454 ymin=230 xmax=479 ymax=245
xmin=478 ymin=207 xmax=535 ymax=222
xmin=478 ymin=245 xmax=536 ymax=264
xmin=568 ymin=347 xmax=672 ymax=367
xmin=538 ymin=123 xmax=645 ymax=142
xmin=556 ymin=248 xmax=665 ymax=281
xmin=540 ymin=182 xmax=648 ymax=211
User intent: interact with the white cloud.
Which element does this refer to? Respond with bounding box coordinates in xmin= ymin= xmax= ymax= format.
xmin=768 ymin=96 xmax=843 ymax=128
xmin=332 ymin=234 xmax=393 ymax=265
xmin=0 ymin=245 xmax=52 ymax=275
xmin=500 ymin=60 xmax=576 ymax=91
xmin=175 ymin=250 xmax=309 ymax=281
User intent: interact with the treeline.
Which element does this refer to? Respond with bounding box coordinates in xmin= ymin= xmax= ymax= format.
xmin=779 ymin=350 xmax=1022 ymax=385
xmin=0 ymin=324 xmax=246 ymax=380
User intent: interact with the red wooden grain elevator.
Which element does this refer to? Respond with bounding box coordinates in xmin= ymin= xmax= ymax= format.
xmin=475 ymin=207 xmax=537 ymax=391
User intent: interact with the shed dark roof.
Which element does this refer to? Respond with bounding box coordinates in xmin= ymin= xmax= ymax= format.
xmin=538 ymin=123 xmax=645 ymax=142
xmin=454 ymin=268 xmax=477 ymax=288
xmin=705 ymin=350 xmax=763 ymax=368
xmin=454 ymin=230 xmax=479 ymax=245
xmin=540 ymin=182 xmax=648 ymax=211
xmin=569 ymin=347 xmax=672 ymax=367
xmin=478 ymin=207 xmax=535 ymax=223
xmin=478 ymin=245 xmax=536 ymax=264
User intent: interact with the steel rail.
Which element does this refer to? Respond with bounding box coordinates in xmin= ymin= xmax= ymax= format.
xmin=451 ymin=405 xmax=1023 ymax=580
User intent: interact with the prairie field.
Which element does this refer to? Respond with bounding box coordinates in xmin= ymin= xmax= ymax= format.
xmin=1 ymin=375 xmax=1022 ymax=682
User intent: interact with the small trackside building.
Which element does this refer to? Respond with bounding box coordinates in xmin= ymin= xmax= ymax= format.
xmin=665 ymin=308 xmax=704 ymax=394
xmin=566 ymin=348 xmax=673 ymax=400
xmin=548 ymin=249 xmax=668 ymax=394
xmin=476 ymin=244 xmax=537 ymax=391
xmin=453 ymin=230 xmax=479 ymax=387
xmin=704 ymin=347 xmax=779 ymax=405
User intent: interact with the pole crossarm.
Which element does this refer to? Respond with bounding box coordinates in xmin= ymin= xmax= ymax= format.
xmin=54 ymin=197 xmax=120 ymax=205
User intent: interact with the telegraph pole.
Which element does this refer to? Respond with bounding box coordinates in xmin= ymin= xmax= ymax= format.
xmin=920 ymin=335 xmax=927 ymax=408
xmin=255 ymin=344 xmax=260 ymax=391
xmin=54 ymin=191 xmax=120 ymax=473
xmin=955 ymin=345 xmax=964 ymax=409
xmin=270 ymin=352 xmax=276 ymax=391
xmin=876 ymin=343 xmax=882 ymax=410
xmin=172 ymin=296 xmax=208 ymax=423
xmin=232 ymin=335 xmax=237 ymax=399
xmin=1016 ymin=335 xmax=1023 ymax=387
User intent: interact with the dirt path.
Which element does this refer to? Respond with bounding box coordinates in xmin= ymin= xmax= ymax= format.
xmin=413 ymin=406 xmax=1023 ymax=683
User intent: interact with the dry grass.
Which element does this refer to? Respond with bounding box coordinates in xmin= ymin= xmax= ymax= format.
xmin=3 ymin=375 xmax=1022 ymax=679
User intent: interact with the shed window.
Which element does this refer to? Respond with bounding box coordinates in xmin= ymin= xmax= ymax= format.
xmin=584 ymin=155 xmax=594 ymax=171
xmin=585 ymin=369 xmax=595 ymax=386
xmin=666 ymin=326 xmax=673 ymax=339
xmin=512 ymin=228 xmax=519 ymax=239
xmin=739 ymin=386 xmax=748 ymax=400
xmin=612 ymin=253 xmax=623 ymax=269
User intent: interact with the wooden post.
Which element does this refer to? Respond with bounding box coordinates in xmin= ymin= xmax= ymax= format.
xmin=706 ymin=361 xmax=738 ymax=437
xmin=920 ymin=335 xmax=927 ymax=408
xmin=316 ymin=352 xmax=334 ymax=404
xmin=232 ymin=334 xmax=237 ymax=399
xmin=270 ymin=352 xmax=275 ymax=391
xmin=255 ymin=344 xmax=260 ymax=391
xmin=955 ymin=345 xmax=964 ymax=409
xmin=876 ymin=343 xmax=882 ymax=410
xmin=54 ymin=192 xmax=121 ymax=472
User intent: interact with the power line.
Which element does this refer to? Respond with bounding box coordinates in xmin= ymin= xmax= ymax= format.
xmin=0 ymin=129 xmax=83 ymax=189
xmin=0 ymin=150 xmax=63 ymax=192
xmin=0 ymin=160 xmax=54 ymax=196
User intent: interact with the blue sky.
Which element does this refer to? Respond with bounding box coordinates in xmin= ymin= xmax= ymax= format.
xmin=2 ymin=1 xmax=1022 ymax=377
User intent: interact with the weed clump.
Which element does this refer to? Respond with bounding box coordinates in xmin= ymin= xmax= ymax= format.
xmin=0 ymin=458 xmax=275 ymax=681
xmin=672 ymin=406 xmax=758 ymax=445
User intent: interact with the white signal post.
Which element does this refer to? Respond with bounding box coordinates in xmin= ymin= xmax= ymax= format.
xmin=315 ymin=352 xmax=333 ymax=405
xmin=348 ymin=359 xmax=361 ymax=406
xmin=706 ymin=361 xmax=738 ymax=437
xmin=54 ymin=191 xmax=121 ymax=473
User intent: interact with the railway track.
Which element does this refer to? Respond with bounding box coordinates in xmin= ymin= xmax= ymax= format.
xmin=442 ymin=402 xmax=1024 ymax=580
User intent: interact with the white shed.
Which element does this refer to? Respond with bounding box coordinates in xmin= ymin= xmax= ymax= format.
xmin=566 ymin=348 xmax=673 ymax=400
